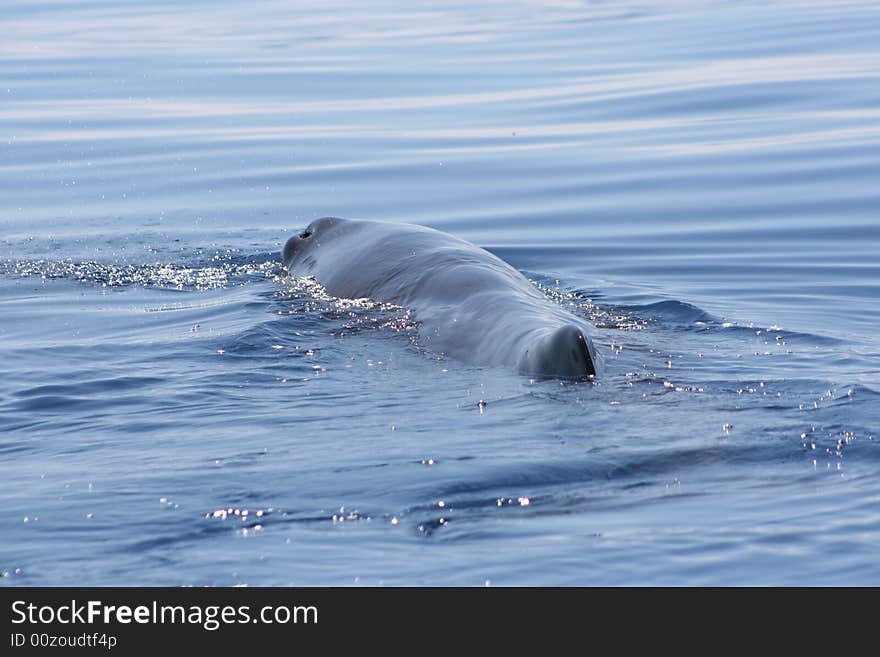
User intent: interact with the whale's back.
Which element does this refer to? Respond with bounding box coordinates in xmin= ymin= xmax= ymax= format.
xmin=282 ymin=218 xmax=601 ymax=379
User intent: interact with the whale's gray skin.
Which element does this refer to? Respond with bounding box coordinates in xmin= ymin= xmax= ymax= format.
xmin=282 ymin=217 xmax=602 ymax=378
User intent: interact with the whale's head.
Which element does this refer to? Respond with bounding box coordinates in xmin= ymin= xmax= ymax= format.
xmin=281 ymin=217 xmax=343 ymax=271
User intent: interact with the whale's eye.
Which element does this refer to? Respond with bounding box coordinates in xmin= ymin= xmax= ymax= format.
xmin=300 ymin=229 xmax=313 ymax=239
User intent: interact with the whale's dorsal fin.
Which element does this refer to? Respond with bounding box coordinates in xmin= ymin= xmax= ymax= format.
xmin=520 ymin=324 xmax=601 ymax=379
xmin=552 ymin=324 xmax=600 ymax=378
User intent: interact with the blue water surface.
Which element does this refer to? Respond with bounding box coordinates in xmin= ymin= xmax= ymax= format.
xmin=1 ymin=0 xmax=879 ymax=585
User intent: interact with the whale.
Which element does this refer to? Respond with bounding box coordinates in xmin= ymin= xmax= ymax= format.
xmin=281 ymin=217 xmax=602 ymax=378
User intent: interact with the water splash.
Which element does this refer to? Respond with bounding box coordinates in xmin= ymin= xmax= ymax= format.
xmin=275 ymin=274 xmax=420 ymax=336
xmin=3 ymin=256 xmax=281 ymax=291
xmin=530 ymin=278 xmax=647 ymax=331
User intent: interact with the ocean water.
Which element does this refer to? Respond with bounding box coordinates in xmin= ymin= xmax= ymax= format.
xmin=1 ymin=0 xmax=879 ymax=586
